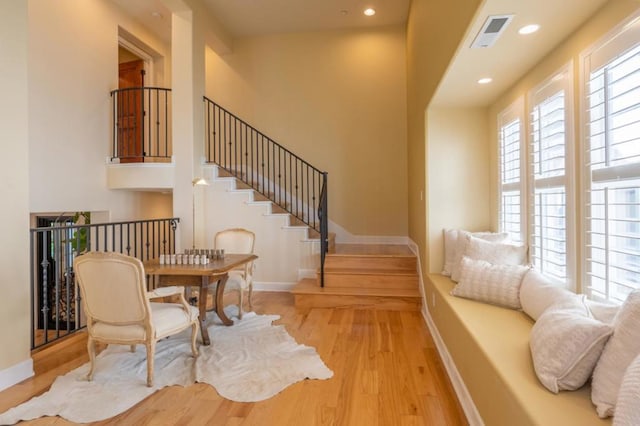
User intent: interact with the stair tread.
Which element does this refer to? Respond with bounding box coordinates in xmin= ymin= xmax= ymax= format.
xmin=323 ymin=267 xmax=418 ymax=276
xmin=292 ymin=279 xmax=421 ymax=297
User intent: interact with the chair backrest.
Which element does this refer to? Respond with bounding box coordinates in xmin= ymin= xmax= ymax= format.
xmin=214 ymin=228 xmax=255 ymax=255
xmin=74 ymin=252 xmax=150 ymax=325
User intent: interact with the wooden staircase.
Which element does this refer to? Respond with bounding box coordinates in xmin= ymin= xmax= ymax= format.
xmin=292 ymin=244 xmax=422 ymax=311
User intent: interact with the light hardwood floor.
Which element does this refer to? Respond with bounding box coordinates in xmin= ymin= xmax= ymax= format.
xmin=0 ymin=292 xmax=467 ymax=425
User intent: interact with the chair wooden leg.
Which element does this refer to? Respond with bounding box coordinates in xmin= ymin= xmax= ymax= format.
xmin=86 ymin=337 xmax=96 ymax=381
xmin=238 ymin=290 xmax=244 ymax=320
xmin=130 ymin=344 xmax=136 ymax=352
xmin=146 ymin=341 xmax=155 ymax=387
xmin=248 ymin=283 xmax=254 ymax=311
xmin=190 ymin=322 xmax=199 ymax=357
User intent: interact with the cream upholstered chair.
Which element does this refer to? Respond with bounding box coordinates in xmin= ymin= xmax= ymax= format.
xmin=214 ymin=228 xmax=256 ymax=319
xmin=74 ymin=251 xmax=199 ymax=387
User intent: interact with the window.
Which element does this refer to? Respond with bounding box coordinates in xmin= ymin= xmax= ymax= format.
xmin=583 ymin=18 xmax=640 ymax=303
xmin=498 ymin=99 xmax=525 ymax=243
xmin=529 ymin=66 xmax=573 ymax=285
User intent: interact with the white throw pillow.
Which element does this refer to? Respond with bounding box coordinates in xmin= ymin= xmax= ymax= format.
xmin=451 ymin=235 xmax=527 ymax=282
xmin=519 ymin=269 xmax=579 ymax=320
xmin=530 ymin=306 xmax=613 ymax=394
xmin=614 ymin=354 xmax=640 ymax=426
xmin=592 ymin=290 xmax=640 ymax=418
xmin=451 ymin=256 xmax=529 ymax=309
xmin=445 ymin=230 xmax=508 ymax=279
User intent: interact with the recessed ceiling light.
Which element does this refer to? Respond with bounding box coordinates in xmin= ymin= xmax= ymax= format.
xmin=340 ymin=9 xmax=349 ymax=16
xmin=364 ymin=8 xmax=376 ymax=17
xmin=478 ymin=77 xmax=493 ymax=84
xmin=519 ymin=24 xmax=540 ymax=35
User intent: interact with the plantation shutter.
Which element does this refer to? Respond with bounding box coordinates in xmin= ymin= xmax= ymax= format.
xmin=530 ymin=85 xmax=568 ymax=284
xmin=499 ymin=106 xmax=525 ymax=243
xmin=585 ymin=41 xmax=640 ymax=302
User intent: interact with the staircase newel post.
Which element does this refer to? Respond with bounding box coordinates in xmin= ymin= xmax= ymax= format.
xmin=320 ymin=172 xmax=328 ymax=287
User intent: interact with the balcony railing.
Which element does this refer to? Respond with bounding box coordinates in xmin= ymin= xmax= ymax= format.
xmin=110 ymin=87 xmax=171 ymax=162
xmin=30 ymin=217 xmax=179 ymax=350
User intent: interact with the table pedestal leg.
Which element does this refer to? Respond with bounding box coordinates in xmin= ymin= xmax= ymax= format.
xmin=215 ymin=274 xmax=233 ymax=326
xmin=198 ymin=277 xmax=211 ymax=345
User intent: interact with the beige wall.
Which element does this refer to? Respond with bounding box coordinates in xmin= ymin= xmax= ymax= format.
xmin=427 ymin=107 xmax=491 ymax=273
xmin=488 ymin=0 xmax=640 ymax=292
xmin=205 ymin=26 xmax=408 ymax=237
xmin=406 ymin=0 xmax=483 ymax=272
xmin=0 ymin=0 xmax=174 ymax=380
xmin=0 ymin=0 xmax=31 ymax=378
xmin=28 ymin=0 xmax=171 ymax=217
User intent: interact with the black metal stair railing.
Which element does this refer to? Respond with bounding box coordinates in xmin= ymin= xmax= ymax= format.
xmin=110 ymin=87 xmax=171 ymax=162
xmin=203 ymin=97 xmax=329 ymax=285
xmin=30 ymin=217 xmax=180 ymax=350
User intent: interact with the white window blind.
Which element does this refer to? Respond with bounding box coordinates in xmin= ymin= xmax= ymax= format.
xmin=499 ymin=101 xmax=525 ymax=243
xmin=584 ymin=29 xmax=640 ymax=303
xmin=529 ymin=67 xmax=572 ymax=285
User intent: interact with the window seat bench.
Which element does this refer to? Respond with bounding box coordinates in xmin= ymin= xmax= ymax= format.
xmin=425 ymin=273 xmax=611 ymax=426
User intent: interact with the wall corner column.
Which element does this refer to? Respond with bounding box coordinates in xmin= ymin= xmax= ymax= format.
xmin=171 ymin=9 xmax=206 ymax=250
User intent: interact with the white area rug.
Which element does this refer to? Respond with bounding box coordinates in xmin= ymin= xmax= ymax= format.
xmin=0 ymin=308 xmax=333 ymax=424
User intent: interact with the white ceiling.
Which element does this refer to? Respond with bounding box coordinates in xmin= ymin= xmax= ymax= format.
xmin=112 ymin=0 xmax=612 ymax=107
xmin=202 ymin=0 xmax=410 ymax=37
xmin=432 ymin=0 xmax=610 ymax=107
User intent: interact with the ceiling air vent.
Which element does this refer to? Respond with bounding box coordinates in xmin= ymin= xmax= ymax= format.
xmin=470 ymin=14 xmax=514 ymax=48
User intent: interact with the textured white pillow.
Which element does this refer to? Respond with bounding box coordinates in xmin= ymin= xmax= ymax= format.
xmin=520 ymin=269 xmax=579 ymax=320
xmin=592 ymin=290 xmax=640 ymax=418
xmin=530 ymin=306 xmax=613 ymax=394
xmin=451 ymin=256 xmax=529 ymax=309
xmin=451 ymin=235 xmax=527 ymax=282
xmin=614 ymin=354 xmax=640 ymax=426
xmin=446 ymin=230 xmax=508 ymax=279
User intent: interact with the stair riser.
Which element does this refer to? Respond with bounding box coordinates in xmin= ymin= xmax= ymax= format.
xmin=324 ymin=256 xmax=416 ymax=271
xmin=294 ymin=294 xmax=421 ymax=312
xmin=320 ymin=273 xmax=419 ymax=290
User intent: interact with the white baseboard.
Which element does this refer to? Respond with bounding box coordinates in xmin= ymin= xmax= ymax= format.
xmin=0 ymin=358 xmax=34 ymax=392
xmin=421 ymin=309 xmax=483 ymax=426
xmin=408 ymin=238 xmax=482 ymax=425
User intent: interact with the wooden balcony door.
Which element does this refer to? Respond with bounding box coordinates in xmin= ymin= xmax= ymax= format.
xmin=118 ymin=60 xmax=145 ymax=163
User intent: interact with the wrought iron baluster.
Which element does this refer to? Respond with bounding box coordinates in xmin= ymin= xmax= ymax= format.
xmin=126 ymin=223 xmax=131 ymax=255
xmin=141 ymin=87 xmax=146 ymax=158
xmin=41 ymin=241 xmax=50 ymax=345
xmin=164 ymin=89 xmax=169 ymax=157
xmin=119 ymin=223 xmax=123 ymax=253
xmin=54 ymin=227 xmax=61 ymax=339
xmin=103 ymin=224 xmax=108 ymax=252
